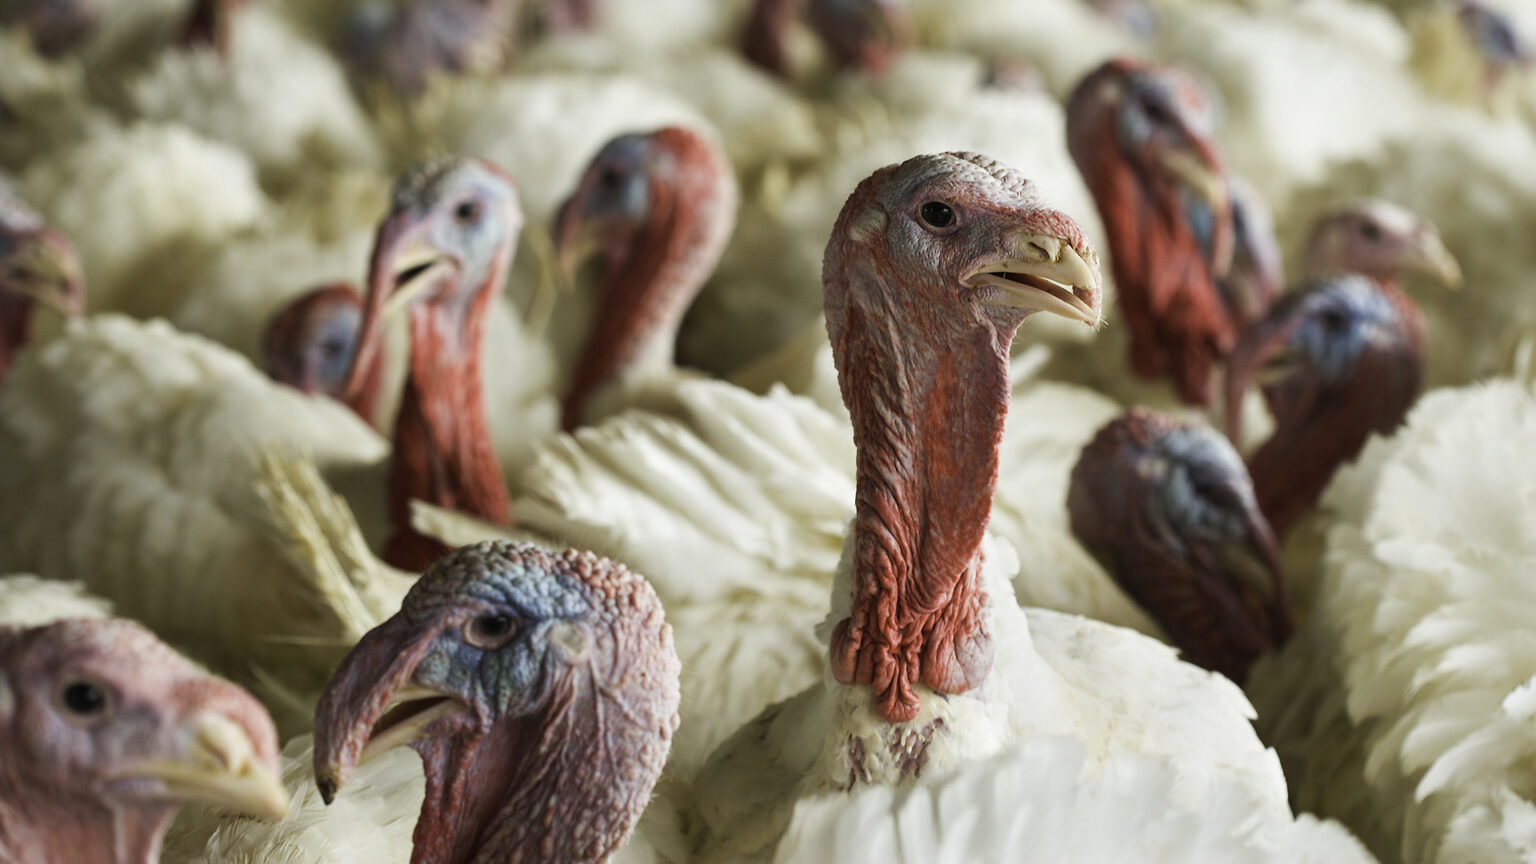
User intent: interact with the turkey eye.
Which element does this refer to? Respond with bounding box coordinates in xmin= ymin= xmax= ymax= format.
xmin=465 ymin=614 xmax=514 ymax=648
xmin=599 ymin=166 xmax=623 ymax=188
xmin=919 ymin=201 xmax=955 ymax=229
xmin=1359 ymin=221 xmax=1381 ymax=242
xmin=1319 ymin=307 xmax=1349 ymax=331
xmin=455 ymin=200 xmax=482 ymax=223
xmin=60 ymin=682 xmax=107 ymax=717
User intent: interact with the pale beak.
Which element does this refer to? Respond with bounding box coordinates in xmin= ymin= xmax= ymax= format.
xmin=1402 ymin=230 xmax=1463 ymax=289
xmin=3 ymin=230 xmax=84 ymax=318
xmin=1161 ymin=149 xmax=1228 ymax=215
xmin=379 ymin=240 xmax=453 ymax=321
xmin=963 ymin=233 xmax=1103 ymax=326
xmin=1256 ymin=344 xmax=1305 ymax=388
xmin=357 ymin=684 xmax=467 ymax=766
xmin=112 ymin=714 xmax=289 ymax=821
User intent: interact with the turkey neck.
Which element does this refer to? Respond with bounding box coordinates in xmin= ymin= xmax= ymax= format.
xmin=0 ymin=799 xmax=171 ymax=864
xmin=412 ymin=665 xmax=670 ymax=864
xmin=827 ymin=267 xmax=1018 ymax=724
xmin=561 ymin=181 xmax=721 ymax=430
xmin=386 ymin=266 xmax=510 ymax=571
xmin=0 ymin=294 xmax=33 ymax=382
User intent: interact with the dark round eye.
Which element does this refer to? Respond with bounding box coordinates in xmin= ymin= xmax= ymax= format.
xmin=1319 ymin=307 xmax=1350 ymax=332
xmin=1143 ymin=96 xmax=1172 ymax=125
xmin=60 ymin=682 xmax=107 ymax=717
xmin=455 ymin=200 xmax=482 ymax=224
xmin=919 ymin=201 xmax=955 ymax=229
xmin=599 ymin=166 xmax=623 ymax=188
xmin=465 ymin=614 xmax=514 ymax=648
xmin=1358 ymin=220 xmax=1381 ymax=242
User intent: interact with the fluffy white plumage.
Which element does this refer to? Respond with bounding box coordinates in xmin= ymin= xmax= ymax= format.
xmin=1251 ymin=380 xmax=1536 ymax=863
xmin=693 ymin=529 xmax=1301 ymax=862
xmin=18 ymin=122 xmax=266 ymax=317
xmin=0 ymin=315 xmax=409 ymax=731
xmin=772 ymin=736 xmax=1375 ymax=864
xmin=1153 ymin=0 xmax=1423 ymax=211
xmin=125 ymin=3 xmax=383 ymax=188
xmin=0 ymin=574 xmax=113 ymax=626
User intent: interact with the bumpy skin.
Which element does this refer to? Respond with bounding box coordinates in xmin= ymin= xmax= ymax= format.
xmin=1067 ymin=58 xmax=1235 ymax=406
xmin=261 ymin=282 xmax=380 ymax=422
xmin=0 ymin=184 xmax=83 ymax=384
xmin=348 ymin=157 xmax=520 ymax=571
xmin=1228 ymin=274 xmax=1424 ymax=537
xmin=314 ymin=540 xmax=680 ymax=864
xmin=823 ymin=151 xmax=1100 ymax=722
xmin=0 ymin=618 xmax=283 ymax=864
xmin=1068 ymin=409 xmax=1289 ymax=684
xmin=553 ymin=126 xmax=738 ymax=431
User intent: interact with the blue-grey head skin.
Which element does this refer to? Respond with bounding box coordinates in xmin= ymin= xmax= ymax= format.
xmin=1068 ymin=408 xmax=1289 ymax=683
xmin=1230 ymin=273 xmax=1425 ymax=536
xmin=314 ymin=541 xmax=680 ymax=864
xmin=552 ymin=132 xmax=656 ymax=279
xmin=1 ymin=0 xmax=104 ymax=57
xmin=1459 ymin=0 xmax=1531 ymax=70
xmin=261 ymin=283 xmax=364 ymax=401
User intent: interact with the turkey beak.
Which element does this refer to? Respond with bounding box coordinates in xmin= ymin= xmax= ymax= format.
xmin=112 ymin=714 xmax=289 ymax=821
xmin=1160 ymin=145 xmax=1227 ymax=216
xmin=376 ymin=218 xmax=455 ymax=322
xmin=313 ymin=615 xmax=468 ymax=805
xmin=1402 ymin=228 xmax=1463 ymax=290
xmin=345 ymin=211 xmax=453 ymax=400
xmin=963 ymin=232 xmax=1103 ymax=326
xmin=1160 ymin=139 xmax=1233 ymax=273
xmin=2 ymin=228 xmax=84 ymax=318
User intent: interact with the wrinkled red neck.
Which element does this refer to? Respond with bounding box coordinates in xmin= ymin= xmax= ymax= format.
xmin=561 ymin=167 xmax=728 ymax=430
xmin=385 ymin=279 xmax=510 ymax=571
xmin=411 ymin=674 xmax=667 ymax=864
xmin=0 ymin=799 xmax=172 ymax=864
xmin=827 ymin=271 xmax=1015 ymax=723
xmin=1249 ymin=283 xmax=1423 ymax=536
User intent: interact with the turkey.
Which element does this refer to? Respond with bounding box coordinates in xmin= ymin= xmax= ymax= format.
xmin=1066 ymin=56 xmax=1234 ymax=407
xmin=691 ymin=150 xmax=1358 ymax=861
xmin=0 ymin=616 xmax=288 ymax=863
xmin=551 ymin=124 xmax=738 ymax=430
xmin=260 ymin=282 xmax=379 ymax=424
xmin=0 ymin=181 xmax=83 ymax=382
xmin=164 ymin=540 xmax=685 ymax=864
xmin=1068 ymin=407 xmax=1288 ymax=685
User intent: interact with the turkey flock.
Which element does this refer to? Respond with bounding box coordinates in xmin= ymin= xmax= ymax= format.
xmin=1 ymin=0 xmax=1534 ymax=861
